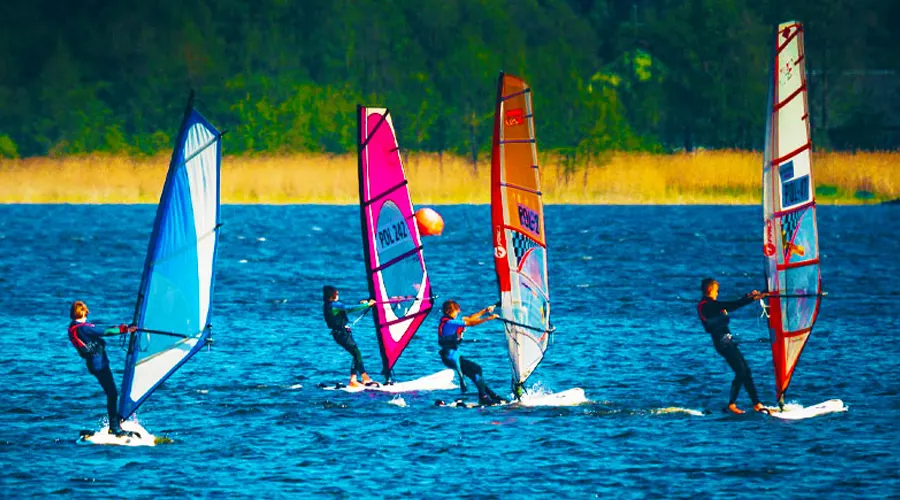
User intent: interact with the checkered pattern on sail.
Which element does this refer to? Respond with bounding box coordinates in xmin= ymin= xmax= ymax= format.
xmin=511 ymin=231 xmax=539 ymax=267
xmin=780 ymin=209 xmax=803 ymax=258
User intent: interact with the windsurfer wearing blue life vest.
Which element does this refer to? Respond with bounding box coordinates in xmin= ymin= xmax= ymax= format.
xmin=438 ymin=300 xmax=504 ymax=406
xmin=67 ymin=300 xmax=137 ymax=436
xmin=696 ymin=279 xmax=769 ymax=414
xmin=322 ymin=285 xmax=378 ymax=388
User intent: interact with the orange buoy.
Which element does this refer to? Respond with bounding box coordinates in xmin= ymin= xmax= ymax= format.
xmin=415 ymin=207 xmax=444 ymax=236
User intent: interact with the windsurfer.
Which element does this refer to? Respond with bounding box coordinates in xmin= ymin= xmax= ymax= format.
xmin=67 ymin=300 xmax=137 ymax=436
xmin=437 ymin=300 xmax=504 ymax=405
xmin=323 ymin=286 xmax=378 ymax=388
xmin=696 ymin=279 xmax=769 ymax=414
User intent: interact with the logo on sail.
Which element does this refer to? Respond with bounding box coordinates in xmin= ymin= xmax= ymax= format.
xmin=764 ymin=219 xmax=776 ymax=257
xmin=494 ymin=227 xmax=507 ymax=258
xmin=517 ymin=204 xmax=540 ymax=237
xmin=505 ymin=108 xmax=525 ymax=127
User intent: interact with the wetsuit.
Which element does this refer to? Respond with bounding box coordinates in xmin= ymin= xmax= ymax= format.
xmin=438 ymin=315 xmax=501 ymax=403
xmin=697 ymin=295 xmax=761 ymax=406
xmin=68 ymin=321 xmax=127 ymax=430
xmin=324 ymin=300 xmax=370 ymax=377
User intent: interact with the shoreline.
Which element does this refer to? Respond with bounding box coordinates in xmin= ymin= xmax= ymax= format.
xmin=0 ymin=200 xmax=891 ymax=206
xmin=1 ymin=150 xmax=896 ymax=205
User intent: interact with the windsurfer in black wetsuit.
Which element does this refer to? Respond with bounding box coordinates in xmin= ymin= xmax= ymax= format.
xmin=322 ymin=285 xmax=378 ymax=388
xmin=67 ymin=300 xmax=137 ymax=436
xmin=696 ymin=278 xmax=769 ymax=414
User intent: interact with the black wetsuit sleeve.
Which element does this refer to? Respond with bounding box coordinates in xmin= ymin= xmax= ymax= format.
xmin=77 ymin=324 xmax=112 ymax=340
xmin=713 ymin=295 xmax=755 ymax=312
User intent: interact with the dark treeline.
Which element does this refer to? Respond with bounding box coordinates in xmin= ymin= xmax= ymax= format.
xmin=1 ymin=0 xmax=898 ymax=161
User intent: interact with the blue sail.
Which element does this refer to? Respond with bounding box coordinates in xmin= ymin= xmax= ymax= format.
xmin=119 ymin=95 xmax=222 ymax=419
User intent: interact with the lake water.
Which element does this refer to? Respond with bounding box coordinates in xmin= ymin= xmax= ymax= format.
xmin=1 ymin=204 xmax=898 ymax=498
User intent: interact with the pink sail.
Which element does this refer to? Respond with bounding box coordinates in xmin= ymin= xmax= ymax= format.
xmin=357 ymin=106 xmax=433 ymax=380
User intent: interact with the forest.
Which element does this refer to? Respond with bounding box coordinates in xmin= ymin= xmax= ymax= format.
xmin=1 ymin=0 xmax=898 ymax=163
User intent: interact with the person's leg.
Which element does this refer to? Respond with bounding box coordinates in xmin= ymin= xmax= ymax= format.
xmin=719 ymin=342 xmax=749 ymax=408
xmin=735 ymin=348 xmax=761 ymax=405
xmin=91 ymin=363 xmax=120 ymax=431
xmin=334 ymin=330 xmax=365 ymax=378
xmin=440 ymin=349 xmax=466 ymax=393
xmin=459 ymin=357 xmax=497 ymax=402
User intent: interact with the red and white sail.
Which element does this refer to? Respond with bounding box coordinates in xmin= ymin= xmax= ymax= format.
xmin=490 ymin=73 xmax=551 ymax=392
xmin=762 ymin=22 xmax=823 ymax=405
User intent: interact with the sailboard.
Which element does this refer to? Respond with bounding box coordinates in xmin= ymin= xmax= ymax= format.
xmin=761 ymin=22 xmax=844 ymax=417
xmin=357 ymin=105 xmax=435 ymax=386
xmin=490 ymin=72 xmax=580 ymax=402
xmin=319 ymin=368 xmax=456 ymax=393
xmin=117 ymin=91 xmax=223 ymax=429
xmin=77 ymin=420 xmax=157 ymax=447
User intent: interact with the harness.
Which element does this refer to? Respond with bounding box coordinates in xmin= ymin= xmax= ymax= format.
xmin=696 ymin=299 xmax=708 ymax=323
xmin=438 ymin=316 xmax=464 ymax=348
xmin=67 ymin=322 xmax=103 ymax=358
xmin=697 ymin=298 xmax=730 ymax=339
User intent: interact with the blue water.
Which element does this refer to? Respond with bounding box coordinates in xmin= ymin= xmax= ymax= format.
xmin=1 ymin=205 xmax=898 ymax=498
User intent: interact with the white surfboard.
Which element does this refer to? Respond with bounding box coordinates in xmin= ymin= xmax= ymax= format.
xmin=76 ymin=420 xmax=157 ymax=447
xmin=765 ymin=399 xmax=847 ymax=420
xmin=436 ymin=387 xmax=589 ymax=409
xmin=515 ymin=388 xmax=589 ymax=407
xmin=321 ymin=369 xmax=457 ymax=393
xmin=435 ymin=398 xmax=512 ymax=409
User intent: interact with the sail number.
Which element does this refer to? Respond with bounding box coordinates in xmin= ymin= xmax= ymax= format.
xmin=782 ymin=175 xmax=810 ymax=207
xmin=378 ymin=220 xmax=409 ymax=249
xmin=517 ymin=204 xmax=540 ymax=236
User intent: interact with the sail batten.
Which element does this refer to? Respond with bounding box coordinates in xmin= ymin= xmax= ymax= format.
xmin=358 ymin=106 xmax=433 ymax=379
xmin=762 ymin=22 xmax=822 ymax=405
xmin=491 ymin=72 xmax=552 ymax=392
xmin=118 ymin=94 xmax=222 ymax=420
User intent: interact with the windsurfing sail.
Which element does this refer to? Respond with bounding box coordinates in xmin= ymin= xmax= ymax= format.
xmin=490 ymin=72 xmax=552 ymax=395
xmin=357 ymin=105 xmax=433 ymax=381
xmin=119 ymin=91 xmax=223 ymax=419
xmin=761 ymin=22 xmax=823 ymax=406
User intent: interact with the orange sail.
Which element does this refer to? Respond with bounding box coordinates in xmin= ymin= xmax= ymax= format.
xmin=490 ymin=72 xmax=551 ymax=395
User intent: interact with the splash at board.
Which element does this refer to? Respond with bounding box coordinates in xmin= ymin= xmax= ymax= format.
xmin=435 ymin=384 xmax=589 ymax=409
xmin=76 ymin=420 xmax=158 ymax=447
xmin=763 ymin=399 xmax=847 ymax=420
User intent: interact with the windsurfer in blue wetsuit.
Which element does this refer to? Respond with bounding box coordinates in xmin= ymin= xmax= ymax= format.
xmin=323 ymin=285 xmax=378 ymax=388
xmin=68 ymin=300 xmax=137 ymax=436
xmin=696 ymin=279 xmax=769 ymax=414
xmin=438 ymin=300 xmax=504 ymax=406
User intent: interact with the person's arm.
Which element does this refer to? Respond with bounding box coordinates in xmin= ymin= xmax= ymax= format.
xmin=331 ymin=299 xmax=375 ymax=314
xmin=77 ymin=324 xmax=129 ymax=339
xmin=104 ymin=325 xmax=138 ymax=336
xmin=716 ymin=292 xmax=763 ymax=313
xmin=463 ymin=305 xmax=499 ymax=327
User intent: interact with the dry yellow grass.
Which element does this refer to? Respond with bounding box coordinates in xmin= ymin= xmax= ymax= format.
xmin=0 ymin=150 xmax=896 ymax=204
